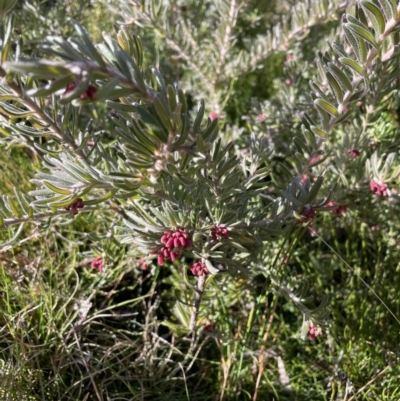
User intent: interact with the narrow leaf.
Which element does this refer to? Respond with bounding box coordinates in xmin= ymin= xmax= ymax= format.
xmin=361 ymin=1 xmax=386 ymax=34
xmin=314 ymin=99 xmax=340 ymax=118
xmin=345 ymin=22 xmax=378 ymax=48
xmin=378 ymin=0 xmax=397 ymax=20
xmin=43 ymin=181 xmax=72 ymax=195
xmin=326 ymin=71 xmax=343 ymax=103
xmin=328 ymin=63 xmax=353 ymax=92
xmin=339 ymin=57 xmax=364 ymax=76
xmin=73 ymin=21 xmax=106 ymax=67
xmin=310 ymin=125 xmax=328 ymax=139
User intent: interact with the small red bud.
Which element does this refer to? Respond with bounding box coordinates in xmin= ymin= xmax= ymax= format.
xmin=170 ymin=251 xmax=178 ymax=262
xmin=86 ymin=85 xmax=97 ymax=101
xmin=165 ymin=237 xmax=175 ymax=248
xmin=209 ymin=111 xmax=219 ymax=121
xmin=90 ymin=257 xmax=104 ymax=272
xmin=157 ymin=254 xmax=164 ymax=266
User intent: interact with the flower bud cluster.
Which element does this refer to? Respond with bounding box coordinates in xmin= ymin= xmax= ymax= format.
xmin=370 ymin=180 xmax=388 ymax=196
xmin=90 ymin=257 xmax=104 ymax=273
xmin=190 ymin=260 xmax=209 ymax=276
xmin=136 ymin=256 xmax=149 ymax=271
xmin=203 ymin=320 xmax=217 ymax=334
xmin=347 ymin=149 xmax=361 ymax=158
xmin=326 ymin=201 xmax=347 ymax=217
xmin=298 ymin=204 xmax=316 ymax=223
xmin=157 ymin=228 xmax=192 ymax=266
xmin=63 ymin=198 xmax=84 ymax=215
xmin=63 ymin=82 xmax=97 ymax=101
xmin=307 ymin=323 xmax=322 ymax=341
xmin=210 ymin=225 xmax=229 ymax=242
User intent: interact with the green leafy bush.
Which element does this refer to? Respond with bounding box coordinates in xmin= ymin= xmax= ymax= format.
xmin=0 ymin=0 xmax=399 ymax=400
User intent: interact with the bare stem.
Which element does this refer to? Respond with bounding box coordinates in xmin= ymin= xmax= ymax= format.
xmin=189 ymin=274 xmax=206 ymax=331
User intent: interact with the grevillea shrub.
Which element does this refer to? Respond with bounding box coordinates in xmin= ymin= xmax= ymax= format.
xmin=0 ymin=1 xmax=400 ymax=398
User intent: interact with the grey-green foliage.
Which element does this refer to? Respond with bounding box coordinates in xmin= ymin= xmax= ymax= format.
xmin=0 ymin=16 xmax=321 ymax=278
xmin=306 ymin=0 xmax=400 ymax=139
xmin=102 ymin=0 xmax=350 ymax=115
xmin=1 ymin=0 xmax=400 ymax=336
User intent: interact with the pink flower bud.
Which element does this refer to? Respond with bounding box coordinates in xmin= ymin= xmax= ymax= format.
xmin=209 ymin=111 xmax=219 ymax=121
xmin=190 ymin=261 xmax=209 ymax=276
xmin=310 ymin=155 xmax=320 ymax=165
xmin=348 ymin=149 xmax=361 ymax=158
xmin=165 ymin=238 xmax=175 ymax=248
xmin=370 ymin=180 xmax=388 ymax=196
xmin=90 ymin=257 xmax=104 ymax=273
xmin=157 ymin=254 xmax=164 ymax=266
xmin=203 ymin=321 xmax=217 ymax=334
xmin=173 ymin=238 xmax=180 ymax=248
xmin=170 ymin=251 xmax=178 ymax=262
xmin=63 ymin=82 xmax=76 ymax=97
xmin=86 ymin=85 xmax=97 ymax=101
xmin=307 ymin=323 xmax=322 ymax=341
xmin=298 ymin=204 xmax=316 ymax=223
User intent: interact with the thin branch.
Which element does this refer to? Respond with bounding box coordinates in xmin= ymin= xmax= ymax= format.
xmin=212 ymin=0 xmax=237 ymax=88
xmin=189 ymin=274 xmax=206 ymax=331
xmin=1 ymin=206 xmax=98 ymax=228
xmin=0 ymin=66 xmax=90 ymax=160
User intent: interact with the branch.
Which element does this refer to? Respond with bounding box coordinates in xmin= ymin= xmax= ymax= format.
xmin=189 ymin=274 xmax=206 ymax=331
xmin=0 ymin=67 xmax=88 ymax=159
xmin=212 ymin=0 xmax=237 ymax=88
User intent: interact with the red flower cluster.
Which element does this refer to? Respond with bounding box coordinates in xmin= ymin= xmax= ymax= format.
xmin=298 ymin=204 xmax=316 ymax=223
xmin=347 ymin=149 xmax=361 ymax=158
xmin=157 ymin=227 xmax=192 ymax=266
xmin=307 ymin=323 xmax=322 ymax=341
xmin=333 ymin=205 xmax=347 ymax=217
xmin=326 ymin=201 xmax=347 ymax=217
xmin=90 ymin=257 xmax=104 ymax=272
xmin=136 ymin=256 xmax=149 ymax=271
xmin=190 ymin=260 xmax=209 ymax=276
xmin=63 ymin=198 xmax=84 ymax=215
xmin=63 ymin=82 xmax=97 ymax=101
xmin=370 ymin=180 xmax=388 ymax=196
xmin=203 ymin=320 xmax=217 ymax=334
xmin=211 ymin=225 xmax=229 ymax=242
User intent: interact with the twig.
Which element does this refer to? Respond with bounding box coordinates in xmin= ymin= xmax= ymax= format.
xmin=212 ymin=0 xmax=237 ymax=88
xmin=0 ymin=67 xmax=88 ymax=159
xmin=189 ymin=274 xmax=206 ymax=331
